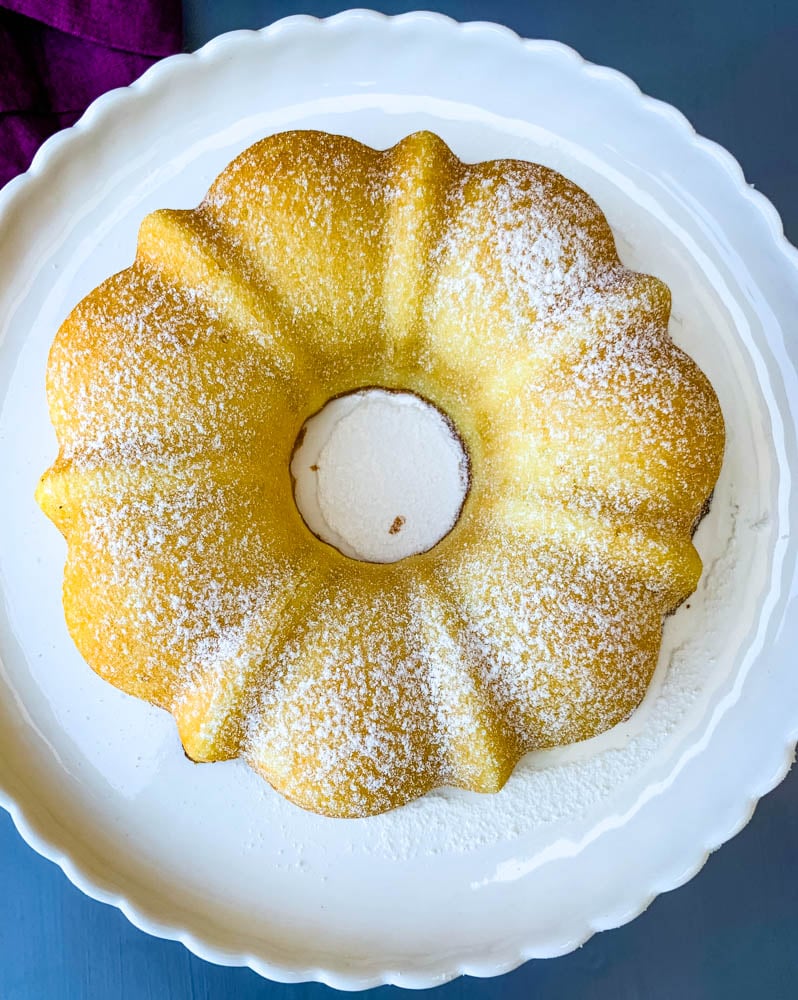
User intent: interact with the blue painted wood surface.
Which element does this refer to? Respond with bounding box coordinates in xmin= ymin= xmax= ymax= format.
xmin=2 ymin=1 xmax=797 ymax=996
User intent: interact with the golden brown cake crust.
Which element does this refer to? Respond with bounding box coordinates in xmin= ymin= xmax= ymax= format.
xmin=36 ymin=131 xmax=725 ymax=817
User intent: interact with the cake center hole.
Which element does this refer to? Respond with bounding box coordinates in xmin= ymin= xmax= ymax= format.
xmin=291 ymin=389 xmax=470 ymax=563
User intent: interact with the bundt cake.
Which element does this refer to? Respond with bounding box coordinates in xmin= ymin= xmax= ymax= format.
xmin=36 ymin=130 xmax=725 ymax=818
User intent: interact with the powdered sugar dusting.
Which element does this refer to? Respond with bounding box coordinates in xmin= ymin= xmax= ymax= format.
xmin=37 ymin=130 xmax=724 ymax=819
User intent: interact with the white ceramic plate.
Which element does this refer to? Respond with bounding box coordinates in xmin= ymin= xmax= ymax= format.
xmin=1 ymin=10 xmax=797 ymax=989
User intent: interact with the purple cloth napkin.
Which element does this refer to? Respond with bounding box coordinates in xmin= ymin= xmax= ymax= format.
xmin=0 ymin=0 xmax=182 ymax=188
